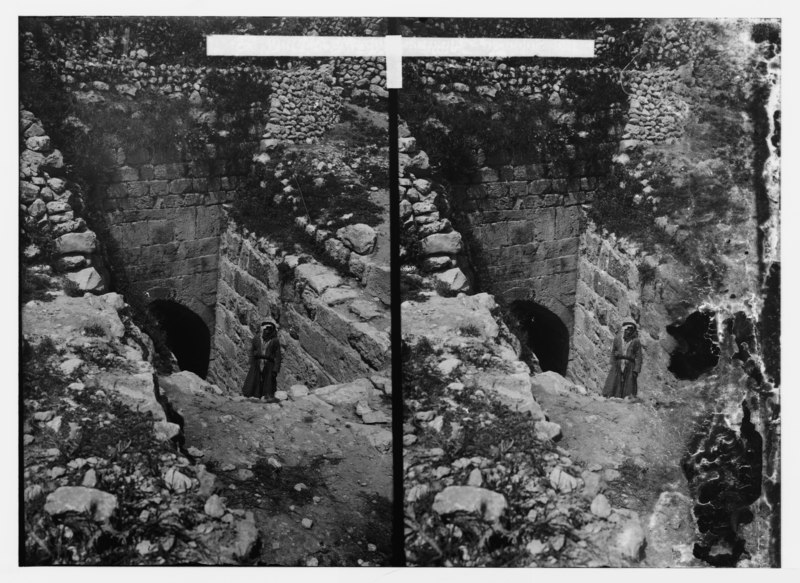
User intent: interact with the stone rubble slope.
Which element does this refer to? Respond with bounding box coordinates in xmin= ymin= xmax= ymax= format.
xmin=21 ymin=286 xmax=260 ymax=564
xmin=402 ymin=291 xmax=698 ymax=566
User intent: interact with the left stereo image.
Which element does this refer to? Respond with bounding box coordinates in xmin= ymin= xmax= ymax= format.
xmin=19 ymin=16 xmax=394 ymax=566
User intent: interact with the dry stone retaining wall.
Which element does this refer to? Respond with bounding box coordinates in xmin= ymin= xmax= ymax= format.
xmin=264 ymin=65 xmax=344 ymax=142
xmin=19 ymin=108 xmax=109 ymax=293
xmin=398 ymin=131 xmax=474 ymax=294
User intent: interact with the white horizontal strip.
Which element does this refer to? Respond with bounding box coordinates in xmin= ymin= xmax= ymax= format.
xmin=207 ymin=35 xmax=387 ymax=57
xmin=403 ymin=37 xmax=594 ymax=58
xmin=207 ymin=35 xmax=594 ymax=59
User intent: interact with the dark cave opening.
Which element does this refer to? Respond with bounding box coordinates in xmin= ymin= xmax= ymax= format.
xmin=509 ymin=301 xmax=569 ymax=376
xmin=666 ymin=311 xmax=720 ymax=380
xmin=149 ymin=299 xmax=210 ymax=379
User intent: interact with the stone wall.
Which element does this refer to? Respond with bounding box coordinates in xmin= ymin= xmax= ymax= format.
xmin=98 ymin=148 xmax=247 ymax=328
xmin=19 ymin=108 xmax=109 ymax=293
xmin=209 ymin=226 xmax=390 ymax=394
xmin=398 ymin=129 xmax=474 ymax=294
xmin=450 ymin=159 xmax=610 ymax=332
xmin=570 ymin=227 xmax=675 ymax=394
xmin=264 ymin=64 xmax=344 ymax=142
xmin=332 ymin=57 xmax=388 ymax=102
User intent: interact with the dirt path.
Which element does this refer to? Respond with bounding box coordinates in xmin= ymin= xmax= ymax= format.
xmin=161 ymin=375 xmax=393 ymax=566
xmin=532 ymin=376 xmax=702 ymax=565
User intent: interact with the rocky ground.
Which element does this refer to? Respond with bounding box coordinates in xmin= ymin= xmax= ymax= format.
xmin=161 ymin=371 xmax=393 ymax=566
xmin=401 ymin=291 xmax=707 ymax=567
xmin=21 ymin=266 xmax=392 ymax=566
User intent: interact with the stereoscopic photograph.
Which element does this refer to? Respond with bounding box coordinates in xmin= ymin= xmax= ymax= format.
xmin=17 ymin=12 xmax=783 ymax=571
xmin=19 ymin=16 xmax=393 ymax=566
xmin=399 ymin=17 xmax=780 ymax=567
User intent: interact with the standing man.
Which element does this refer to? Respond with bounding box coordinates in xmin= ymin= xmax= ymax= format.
xmin=602 ymin=317 xmax=643 ymax=399
xmin=242 ymin=319 xmax=282 ymax=401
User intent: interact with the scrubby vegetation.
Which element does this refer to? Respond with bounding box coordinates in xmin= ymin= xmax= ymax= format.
xmin=403 ymin=341 xmax=595 ymax=567
xmin=23 ymin=344 xmax=186 ymax=565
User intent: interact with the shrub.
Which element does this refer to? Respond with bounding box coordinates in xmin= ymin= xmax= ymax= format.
xmin=63 ymin=279 xmax=83 ymax=297
xmin=458 ymin=323 xmax=482 ymax=337
xmin=82 ymin=323 xmax=106 ymax=337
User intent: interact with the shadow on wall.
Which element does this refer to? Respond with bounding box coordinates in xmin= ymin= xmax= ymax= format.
xmin=509 ymin=300 xmax=570 ymax=376
xmin=149 ymin=299 xmax=211 ymax=379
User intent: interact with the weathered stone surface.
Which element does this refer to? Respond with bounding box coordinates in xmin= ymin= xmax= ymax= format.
xmin=160 ymin=370 xmax=224 ymax=397
xmin=234 ymin=512 xmax=259 ymax=559
xmin=163 ymin=467 xmax=194 ymax=493
xmin=432 ymin=486 xmax=507 ymax=522
xmin=27 ymin=198 xmax=47 ymax=218
xmin=47 ymin=177 xmax=67 ymax=194
xmin=473 ymin=371 xmax=545 ymax=420
xmin=531 ymin=371 xmax=586 ymax=396
xmin=20 ymin=149 xmax=46 ymax=176
xmin=46 ymin=200 xmax=71 ymax=214
xmin=22 ymin=293 xmax=126 ymax=341
xmin=295 ymin=262 xmax=344 ymax=295
xmin=646 ymin=491 xmax=694 ymax=567
xmin=337 ymin=223 xmax=377 ymax=255
xmin=55 ymin=231 xmax=97 ymax=255
xmin=65 ymin=267 xmax=106 ymax=293
xmin=90 ymin=371 xmax=166 ymax=424
xmin=363 ymin=260 xmax=390 ymax=306
xmin=467 ymin=468 xmax=483 ymax=487
xmin=349 ymin=423 xmax=392 ymax=451
xmin=26 ymin=135 xmax=51 ymax=152
xmin=20 ymin=180 xmax=40 ymax=203
xmin=616 ymin=517 xmax=647 ymax=562
xmin=44 ymin=487 xmax=117 ymax=522
xmin=361 ymin=410 xmax=390 ymax=424
xmin=549 ymin=466 xmax=580 ymax=493
xmin=591 ymin=494 xmax=612 ymax=518
xmin=314 ymin=378 xmax=373 ymax=407
xmin=349 ymin=322 xmax=391 ymax=369
xmin=324 ymin=237 xmax=351 ymax=265
xmin=535 ymin=420 xmax=563 ymax=441
xmin=398 ymin=136 xmax=416 ymax=153
xmin=419 ymin=231 xmax=463 ymax=256
xmin=204 ymin=494 xmax=226 ymax=518
xmin=582 ymin=470 xmax=603 ymax=499
xmin=433 ymin=267 xmax=470 ymax=294
xmin=288 ymin=384 xmax=310 ymax=399
xmin=421 ymin=256 xmax=453 ymax=272
xmin=320 ymin=287 xmax=360 ymax=306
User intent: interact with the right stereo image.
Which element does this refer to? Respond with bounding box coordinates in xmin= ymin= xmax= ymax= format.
xmin=398 ymin=17 xmax=781 ymax=568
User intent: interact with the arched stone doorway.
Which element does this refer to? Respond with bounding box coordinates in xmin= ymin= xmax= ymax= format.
xmin=149 ymin=299 xmax=211 ymax=379
xmin=509 ymin=300 xmax=570 ymax=376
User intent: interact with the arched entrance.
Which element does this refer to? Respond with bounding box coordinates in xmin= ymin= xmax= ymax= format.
xmin=508 ymin=300 xmax=570 ymax=375
xmin=149 ymin=299 xmax=211 ymax=378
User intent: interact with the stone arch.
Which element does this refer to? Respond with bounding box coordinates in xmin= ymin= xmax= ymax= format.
xmin=149 ymin=299 xmax=211 ymax=379
xmin=508 ymin=300 xmax=571 ymax=376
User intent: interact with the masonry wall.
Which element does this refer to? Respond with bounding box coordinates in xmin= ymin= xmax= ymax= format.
xmin=571 ymin=227 xmax=673 ymax=394
xmin=209 ymin=226 xmax=390 ymax=394
xmin=99 ymin=150 xmax=246 ymax=328
xmin=451 ymin=159 xmax=610 ymax=332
